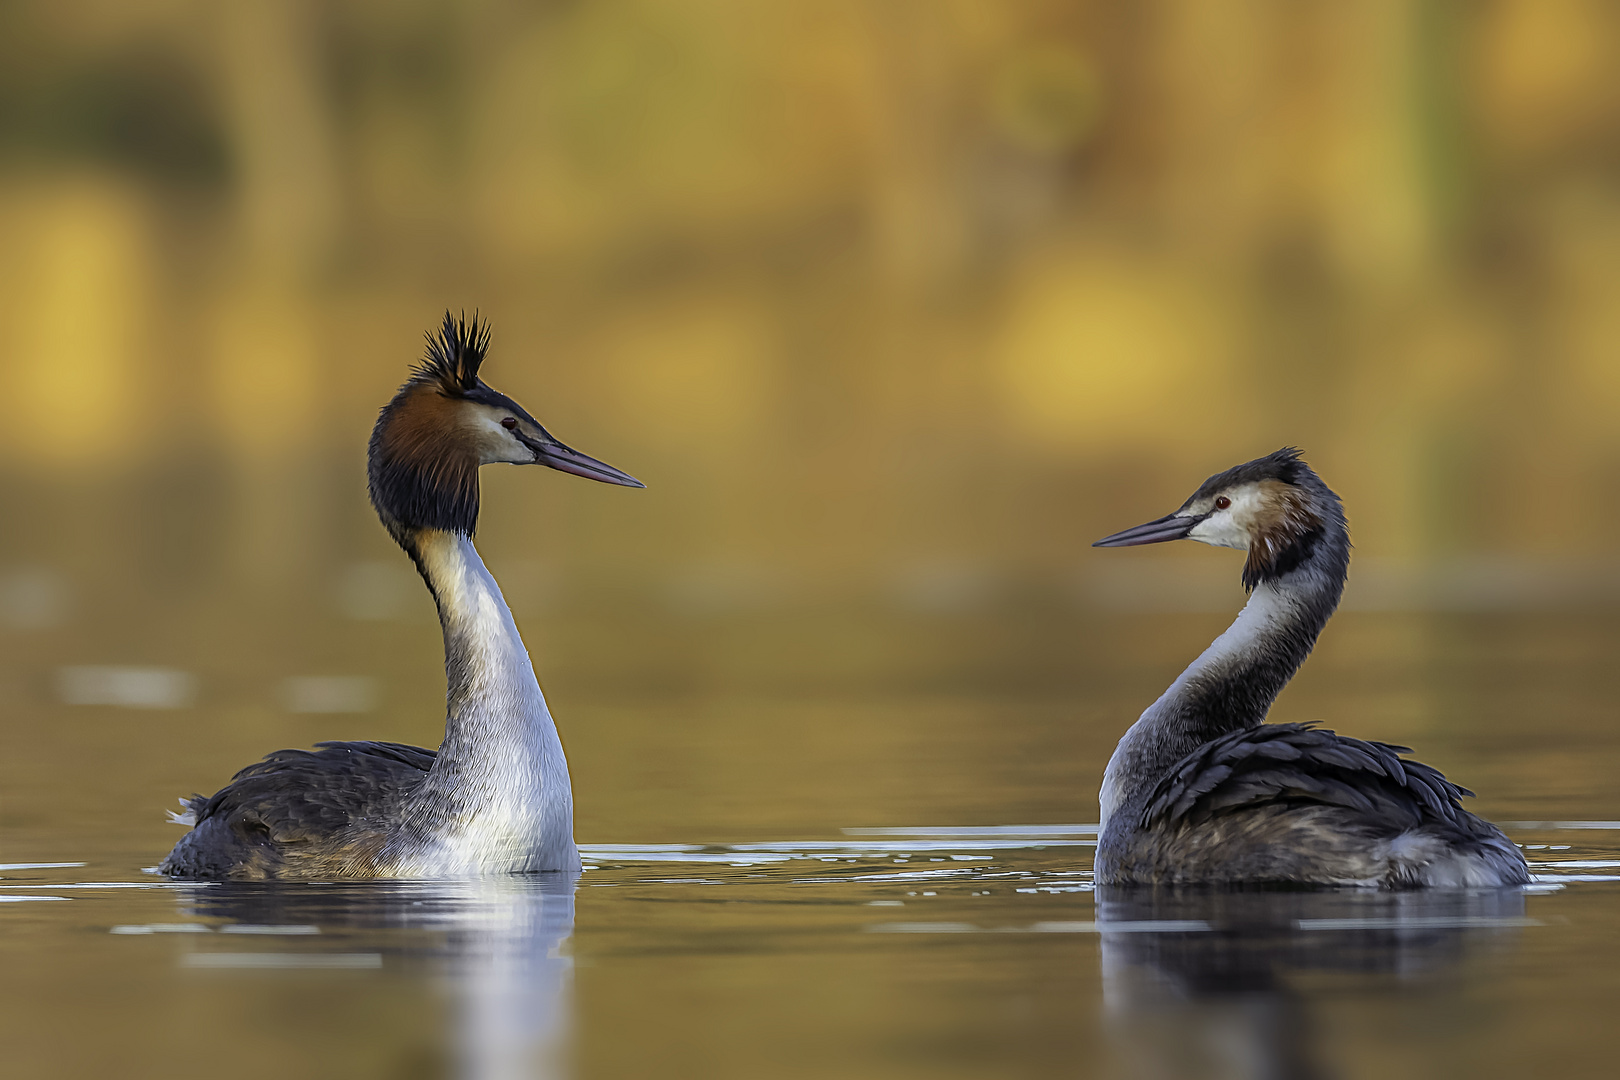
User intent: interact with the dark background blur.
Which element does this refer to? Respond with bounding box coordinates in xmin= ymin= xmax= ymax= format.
xmin=1 ymin=1 xmax=1619 ymax=849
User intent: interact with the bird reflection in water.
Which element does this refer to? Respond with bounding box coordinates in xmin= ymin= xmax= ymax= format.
xmin=171 ymin=873 xmax=578 ymax=1080
xmin=1095 ymin=885 xmax=1530 ymax=1080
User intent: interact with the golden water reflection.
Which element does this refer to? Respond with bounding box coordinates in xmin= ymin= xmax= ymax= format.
xmin=2 ymin=832 xmax=1616 ymax=1080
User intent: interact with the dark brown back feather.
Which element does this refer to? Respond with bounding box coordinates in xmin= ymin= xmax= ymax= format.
xmin=1141 ymin=723 xmax=1479 ymax=836
xmin=161 ymin=741 xmax=437 ymax=879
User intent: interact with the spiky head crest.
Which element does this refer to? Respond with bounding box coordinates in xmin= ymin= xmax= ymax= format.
xmin=412 ymin=311 xmax=490 ymax=396
xmin=369 ymin=311 xmax=494 ymax=543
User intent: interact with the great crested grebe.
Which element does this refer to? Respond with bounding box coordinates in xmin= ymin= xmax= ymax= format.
xmin=159 ymin=313 xmax=642 ymax=880
xmin=1091 ymin=448 xmax=1528 ymax=887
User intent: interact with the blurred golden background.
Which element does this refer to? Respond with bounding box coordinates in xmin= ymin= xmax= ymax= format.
xmin=4 ymin=0 xmax=1618 ymax=565
xmin=6 ymin=9 xmax=1620 ymax=1080
xmin=2 ymin=1 xmax=1619 ymax=853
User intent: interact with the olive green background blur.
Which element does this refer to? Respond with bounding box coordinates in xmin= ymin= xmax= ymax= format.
xmin=1 ymin=1 xmax=1619 ymax=858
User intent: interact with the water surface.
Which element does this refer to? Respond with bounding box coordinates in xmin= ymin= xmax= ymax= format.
xmin=3 ymin=608 xmax=1619 ymax=1079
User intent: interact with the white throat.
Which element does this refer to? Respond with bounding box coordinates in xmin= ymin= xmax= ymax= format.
xmin=392 ymin=531 xmax=579 ymax=875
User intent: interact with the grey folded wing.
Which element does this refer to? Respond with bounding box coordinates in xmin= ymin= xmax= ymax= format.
xmin=164 ymin=741 xmax=437 ymax=877
xmin=1140 ymin=722 xmax=1481 ymax=837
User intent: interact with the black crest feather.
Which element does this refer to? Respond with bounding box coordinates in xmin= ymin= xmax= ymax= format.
xmin=368 ymin=310 xmax=491 ymax=541
xmin=413 ymin=311 xmax=489 ymax=395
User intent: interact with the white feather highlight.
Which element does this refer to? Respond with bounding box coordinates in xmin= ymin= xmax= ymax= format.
xmin=385 ymin=533 xmax=579 ymax=876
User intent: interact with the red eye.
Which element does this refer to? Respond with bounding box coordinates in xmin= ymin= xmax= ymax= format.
xmin=500 ymin=417 xmax=518 ymax=430
xmin=1215 ymin=496 xmax=1231 ymax=510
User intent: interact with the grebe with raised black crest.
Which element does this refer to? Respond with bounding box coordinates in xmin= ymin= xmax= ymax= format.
xmin=160 ymin=312 xmax=642 ymax=880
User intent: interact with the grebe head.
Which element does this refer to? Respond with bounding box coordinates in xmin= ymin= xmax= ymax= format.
xmin=1092 ymin=447 xmax=1345 ymax=590
xmin=368 ymin=311 xmax=643 ymax=538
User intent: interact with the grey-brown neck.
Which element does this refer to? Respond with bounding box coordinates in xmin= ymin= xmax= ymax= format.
xmin=1098 ymin=491 xmax=1350 ymax=837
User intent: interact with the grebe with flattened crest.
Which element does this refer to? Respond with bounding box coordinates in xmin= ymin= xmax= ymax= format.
xmin=1091 ymin=448 xmax=1528 ymax=887
xmin=159 ymin=312 xmax=643 ymax=880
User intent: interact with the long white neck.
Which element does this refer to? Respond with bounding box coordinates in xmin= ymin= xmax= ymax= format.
xmin=390 ymin=530 xmax=579 ymax=874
